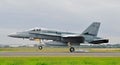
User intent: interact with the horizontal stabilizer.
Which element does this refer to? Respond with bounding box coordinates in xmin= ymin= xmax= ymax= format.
xmin=89 ymin=39 xmax=109 ymax=44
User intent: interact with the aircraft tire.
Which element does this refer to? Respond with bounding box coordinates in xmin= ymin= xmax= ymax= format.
xmin=38 ymin=46 xmax=43 ymax=50
xmin=70 ymin=47 xmax=75 ymax=52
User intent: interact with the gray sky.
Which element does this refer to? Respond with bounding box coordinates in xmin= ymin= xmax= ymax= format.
xmin=0 ymin=0 xmax=120 ymax=45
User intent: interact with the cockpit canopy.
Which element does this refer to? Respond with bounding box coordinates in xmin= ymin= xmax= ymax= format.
xmin=28 ymin=27 xmax=41 ymax=31
xmin=31 ymin=29 xmax=41 ymax=31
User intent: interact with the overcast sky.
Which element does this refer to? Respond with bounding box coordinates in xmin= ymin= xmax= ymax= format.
xmin=0 ymin=0 xmax=120 ymax=45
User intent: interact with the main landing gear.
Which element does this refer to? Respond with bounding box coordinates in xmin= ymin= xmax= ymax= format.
xmin=68 ymin=42 xmax=75 ymax=52
xmin=69 ymin=47 xmax=75 ymax=52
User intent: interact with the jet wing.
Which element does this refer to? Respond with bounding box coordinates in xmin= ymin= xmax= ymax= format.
xmin=61 ymin=35 xmax=85 ymax=43
xmin=30 ymin=32 xmax=85 ymax=43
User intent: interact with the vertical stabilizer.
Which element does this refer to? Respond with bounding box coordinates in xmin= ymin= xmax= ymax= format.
xmin=82 ymin=22 xmax=100 ymax=36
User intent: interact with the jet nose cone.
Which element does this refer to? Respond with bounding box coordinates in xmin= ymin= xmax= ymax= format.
xmin=8 ymin=32 xmax=17 ymax=37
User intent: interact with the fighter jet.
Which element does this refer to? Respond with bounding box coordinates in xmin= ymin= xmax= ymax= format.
xmin=8 ymin=22 xmax=109 ymax=52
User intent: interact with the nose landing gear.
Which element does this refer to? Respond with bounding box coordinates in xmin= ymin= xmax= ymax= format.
xmin=38 ymin=46 xmax=43 ymax=50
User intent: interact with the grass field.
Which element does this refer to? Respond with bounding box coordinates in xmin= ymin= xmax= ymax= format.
xmin=0 ymin=57 xmax=120 ymax=65
xmin=0 ymin=47 xmax=120 ymax=65
xmin=0 ymin=47 xmax=120 ymax=52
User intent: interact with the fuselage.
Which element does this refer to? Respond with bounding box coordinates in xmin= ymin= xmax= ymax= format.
xmin=8 ymin=28 xmax=77 ymax=39
xmin=8 ymin=28 xmax=99 ymax=45
xmin=8 ymin=22 xmax=109 ymax=47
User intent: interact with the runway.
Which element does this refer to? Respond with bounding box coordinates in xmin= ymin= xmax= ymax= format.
xmin=0 ymin=52 xmax=120 ymax=57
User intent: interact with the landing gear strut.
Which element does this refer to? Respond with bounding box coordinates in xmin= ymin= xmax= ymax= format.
xmin=38 ymin=46 xmax=43 ymax=50
xmin=69 ymin=47 xmax=75 ymax=52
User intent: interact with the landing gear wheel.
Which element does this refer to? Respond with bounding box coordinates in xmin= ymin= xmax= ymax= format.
xmin=69 ymin=47 xmax=75 ymax=52
xmin=38 ymin=46 xmax=43 ymax=50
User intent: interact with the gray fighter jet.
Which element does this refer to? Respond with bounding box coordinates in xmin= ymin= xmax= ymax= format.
xmin=8 ymin=22 xmax=109 ymax=52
